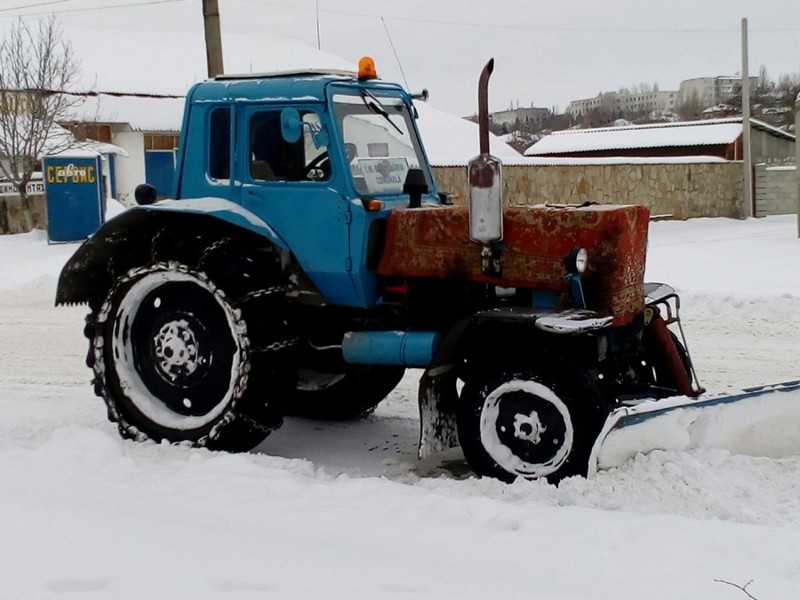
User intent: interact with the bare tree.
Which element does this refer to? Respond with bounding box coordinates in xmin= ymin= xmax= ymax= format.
xmin=757 ymin=64 xmax=771 ymax=93
xmin=677 ymin=88 xmax=702 ymax=121
xmin=714 ymin=578 xmax=760 ymax=600
xmin=0 ymin=16 xmax=79 ymax=231
xmin=776 ymin=72 xmax=800 ymax=109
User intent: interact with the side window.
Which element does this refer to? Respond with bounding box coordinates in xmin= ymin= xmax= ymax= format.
xmin=208 ymin=107 xmax=231 ymax=181
xmin=249 ymin=109 xmax=329 ymax=182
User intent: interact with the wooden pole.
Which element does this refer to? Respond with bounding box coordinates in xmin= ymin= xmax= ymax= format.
xmin=741 ymin=18 xmax=753 ymax=218
xmin=202 ymin=0 xmax=224 ymax=78
xmin=795 ymin=94 xmax=799 ymax=237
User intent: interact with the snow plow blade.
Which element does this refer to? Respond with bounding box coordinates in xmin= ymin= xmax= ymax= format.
xmin=588 ymin=379 xmax=800 ymax=477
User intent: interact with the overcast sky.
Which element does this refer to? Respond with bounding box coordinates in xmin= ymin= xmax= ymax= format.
xmin=1 ymin=0 xmax=799 ymax=116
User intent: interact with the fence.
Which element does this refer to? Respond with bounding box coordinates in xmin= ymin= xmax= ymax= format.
xmin=433 ymin=161 xmax=745 ymax=219
xmin=2 ymin=161 xmax=797 ymax=234
xmin=754 ymin=162 xmax=797 ymax=217
xmin=0 ymin=180 xmax=47 ymax=234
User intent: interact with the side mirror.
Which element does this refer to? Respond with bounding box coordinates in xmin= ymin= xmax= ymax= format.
xmin=134 ymin=183 xmax=157 ymax=205
xmin=280 ymin=108 xmax=303 ymax=144
xmin=281 ymin=108 xmax=329 ymax=149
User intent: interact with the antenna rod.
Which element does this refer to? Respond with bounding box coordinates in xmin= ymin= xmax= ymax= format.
xmin=316 ymin=0 xmax=321 ymax=50
xmin=382 ymin=17 xmax=409 ymax=89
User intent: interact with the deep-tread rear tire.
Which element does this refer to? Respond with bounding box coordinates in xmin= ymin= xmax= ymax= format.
xmin=92 ymin=255 xmax=293 ymax=451
xmin=457 ymin=364 xmax=607 ymax=484
xmin=286 ymin=365 xmax=405 ymax=420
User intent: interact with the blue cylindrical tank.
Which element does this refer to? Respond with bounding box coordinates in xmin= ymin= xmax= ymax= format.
xmin=341 ymin=331 xmax=441 ymax=368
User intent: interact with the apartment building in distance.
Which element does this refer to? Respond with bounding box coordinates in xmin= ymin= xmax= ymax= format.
xmin=566 ymin=90 xmax=678 ymax=120
xmin=677 ymin=75 xmax=759 ymax=110
xmin=489 ymin=106 xmax=551 ymax=132
xmin=566 ymin=75 xmax=762 ymax=123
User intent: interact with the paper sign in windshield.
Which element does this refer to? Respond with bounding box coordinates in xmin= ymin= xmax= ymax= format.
xmin=357 ymin=157 xmax=409 ymax=193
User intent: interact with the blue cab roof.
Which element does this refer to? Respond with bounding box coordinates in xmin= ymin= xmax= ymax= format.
xmin=187 ymin=70 xmax=410 ymax=104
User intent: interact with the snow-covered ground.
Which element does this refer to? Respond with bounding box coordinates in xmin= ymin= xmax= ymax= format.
xmin=1 ymin=214 xmax=799 ymax=599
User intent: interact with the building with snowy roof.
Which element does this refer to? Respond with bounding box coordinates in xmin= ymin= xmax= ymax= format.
xmin=524 ymin=117 xmax=795 ymax=163
xmin=60 ymin=91 xmax=185 ymax=205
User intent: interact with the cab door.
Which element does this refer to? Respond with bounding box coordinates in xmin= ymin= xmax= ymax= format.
xmin=236 ymin=104 xmax=360 ymax=306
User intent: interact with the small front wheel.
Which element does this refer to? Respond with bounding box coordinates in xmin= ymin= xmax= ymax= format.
xmin=457 ymin=365 xmax=608 ymax=484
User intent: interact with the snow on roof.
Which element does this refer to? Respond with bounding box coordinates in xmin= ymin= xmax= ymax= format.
xmin=62 ymin=93 xmax=185 ymax=133
xmin=524 ymin=117 xmax=795 ymax=156
xmin=504 ymin=155 xmax=728 ymax=166
xmin=57 ymin=91 xmax=520 ymax=165
xmin=47 ymin=138 xmax=130 ymax=158
xmin=66 ymin=28 xmax=357 ymax=98
xmin=414 ymin=101 xmax=520 ymax=166
xmin=525 ymin=118 xmax=743 ymax=156
xmin=216 ymin=68 xmax=356 ymax=81
xmin=57 ymin=93 xmax=731 ymax=166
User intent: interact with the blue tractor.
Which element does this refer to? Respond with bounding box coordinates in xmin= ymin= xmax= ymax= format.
xmin=56 ymin=59 xmax=707 ymax=482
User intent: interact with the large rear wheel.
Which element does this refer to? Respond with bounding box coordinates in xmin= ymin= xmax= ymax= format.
xmin=286 ymin=365 xmax=405 ymax=420
xmin=93 ymin=258 xmax=292 ymax=451
xmin=457 ymin=364 xmax=608 ymax=484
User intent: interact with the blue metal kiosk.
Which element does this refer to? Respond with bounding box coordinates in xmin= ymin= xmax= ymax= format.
xmin=43 ymin=154 xmax=105 ymax=243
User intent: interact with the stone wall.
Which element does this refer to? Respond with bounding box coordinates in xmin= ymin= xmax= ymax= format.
xmin=433 ymin=162 xmax=745 ymax=219
xmin=0 ymin=195 xmax=47 ymax=234
xmin=754 ymin=162 xmax=797 ymax=217
xmin=4 ymin=162 xmax=789 ymax=234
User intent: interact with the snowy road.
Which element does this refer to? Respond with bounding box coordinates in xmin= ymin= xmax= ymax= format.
xmin=1 ymin=220 xmax=799 ymax=478
xmin=1 ymin=218 xmax=799 ymax=599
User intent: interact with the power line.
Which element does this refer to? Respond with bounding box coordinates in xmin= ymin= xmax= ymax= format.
xmin=0 ymin=0 xmax=187 ymax=19
xmin=0 ymin=1 xmax=68 ymax=14
xmin=2 ymin=0 xmax=798 ymax=34
xmin=238 ymin=0 xmax=800 ymax=34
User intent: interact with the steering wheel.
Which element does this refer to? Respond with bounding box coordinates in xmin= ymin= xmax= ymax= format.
xmin=304 ymin=152 xmax=330 ymax=180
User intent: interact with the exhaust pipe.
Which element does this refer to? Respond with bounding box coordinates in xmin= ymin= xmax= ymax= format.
xmin=477 ymin=58 xmax=494 ymax=156
xmin=468 ymin=59 xmax=503 ymax=275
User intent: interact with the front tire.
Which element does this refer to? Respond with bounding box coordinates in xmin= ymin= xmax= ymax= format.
xmin=457 ymin=364 xmax=608 ymax=483
xmin=93 ymin=260 xmax=289 ymax=451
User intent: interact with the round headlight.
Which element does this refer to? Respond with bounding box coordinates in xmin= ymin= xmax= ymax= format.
xmin=565 ymin=247 xmax=588 ymax=274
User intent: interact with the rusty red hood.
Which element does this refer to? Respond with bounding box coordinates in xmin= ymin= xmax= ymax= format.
xmin=378 ymin=203 xmax=649 ymax=325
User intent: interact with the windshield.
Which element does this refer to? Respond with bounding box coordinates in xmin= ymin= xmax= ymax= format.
xmin=333 ymin=93 xmax=431 ymax=195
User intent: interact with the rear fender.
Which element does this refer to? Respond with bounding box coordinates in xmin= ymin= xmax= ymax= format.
xmin=56 ymin=198 xmax=288 ymax=306
xmin=417 ymin=307 xmax=613 ymax=458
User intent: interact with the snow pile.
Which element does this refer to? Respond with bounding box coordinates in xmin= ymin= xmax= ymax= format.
xmin=596 ymin=389 xmax=800 ymax=472
xmin=105 ymin=197 xmax=127 ymax=220
xmin=0 ymin=214 xmax=799 ymax=599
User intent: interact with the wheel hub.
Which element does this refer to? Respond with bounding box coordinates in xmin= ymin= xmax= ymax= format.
xmin=513 ymin=411 xmax=547 ymax=444
xmin=153 ymin=319 xmax=202 ymax=381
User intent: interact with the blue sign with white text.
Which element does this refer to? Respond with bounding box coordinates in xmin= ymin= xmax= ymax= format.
xmin=43 ymin=155 xmax=105 ymax=242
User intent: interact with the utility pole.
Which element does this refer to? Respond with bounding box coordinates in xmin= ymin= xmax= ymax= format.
xmin=202 ymin=0 xmax=224 ymax=78
xmin=741 ymin=18 xmax=753 ymax=218
xmin=795 ymin=93 xmax=799 ymax=238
